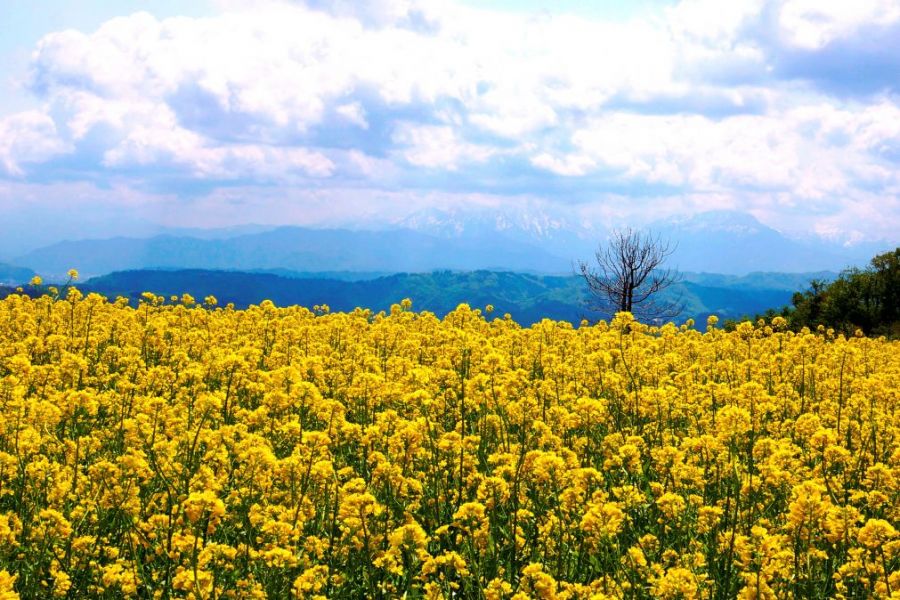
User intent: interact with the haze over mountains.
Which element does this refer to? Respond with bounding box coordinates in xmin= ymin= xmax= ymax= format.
xmin=78 ymin=268 xmax=831 ymax=326
xmin=5 ymin=209 xmax=891 ymax=280
xmin=16 ymin=227 xmax=567 ymax=279
xmin=2 ymin=207 xmax=887 ymax=324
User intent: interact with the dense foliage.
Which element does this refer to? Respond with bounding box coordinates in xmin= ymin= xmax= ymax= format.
xmin=0 ymin=288 xmax=898 ymax=598
xmin=785 ymin=248 xmax=900 ymax=336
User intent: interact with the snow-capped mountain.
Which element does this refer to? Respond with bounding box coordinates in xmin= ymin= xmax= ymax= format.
xmin=650 ymin=210 xmax=889 ymax=273
xmin=395 ymin=207 xmax=892 ymax=274
xmin=659 ymin=210 xmax=770 ymax=235
xmin=397 ymin=205 xmax=602 ymax=260
xmin=9 ymin=208 xmax=894 ymax=279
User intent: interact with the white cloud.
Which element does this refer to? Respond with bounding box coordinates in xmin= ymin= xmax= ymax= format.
xmin=530 ymin=103 xmax=900 ymax=204
xmin=0 ymin=0 xmax=898 ymax=242
xmin=104 ymin=121 xmax=335 ymax=179
xmin=0 ymin=110 xmax=72 ymax=176
xmin=530 ymin=153 xmax=596 ymax=177
xmin=778 ymin=0 xmax=900 ymax=49
xmin=393 ymin=124 xmax=496 ymax=170
xmin=335 ymin=102 xmax=369 ymax=128
xmin=25 ymin=1 xmax=692 ymax=147
xmin=666 ymin=0 xmax=766 ymax=45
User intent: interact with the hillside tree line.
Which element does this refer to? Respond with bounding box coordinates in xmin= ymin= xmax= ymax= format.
xmin=769 ymin=247 xmax=900 ymax=335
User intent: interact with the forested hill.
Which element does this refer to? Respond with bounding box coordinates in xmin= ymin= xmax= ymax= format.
xmin=67 ymin=269 xmax=832 ymax=325
xmin=0 ymin=262 xmax=36 ymax=285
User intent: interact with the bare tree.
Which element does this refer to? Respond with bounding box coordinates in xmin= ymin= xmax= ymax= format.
xmin=578 ymin=228 xmax=683 ymax=322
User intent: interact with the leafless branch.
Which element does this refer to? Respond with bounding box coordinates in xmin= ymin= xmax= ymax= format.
xmin=577 ymin=228 xmax=683 ymax=322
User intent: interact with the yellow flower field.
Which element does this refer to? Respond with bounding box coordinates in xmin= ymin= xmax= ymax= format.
xmin=0 ymin=290 xmax=898 ymax=599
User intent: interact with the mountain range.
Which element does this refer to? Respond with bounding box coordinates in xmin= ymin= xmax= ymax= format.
xmin=14 ymin=227 xmax=568 ymax=280
xmin=74 ymin=268 xmax=831 ymax=325
xmin=7 ymin=210 xmax=892 ymax=280
xmin=0 ymin=263 xmax=35 ymax=285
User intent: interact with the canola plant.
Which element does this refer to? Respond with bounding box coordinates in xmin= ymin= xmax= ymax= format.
xmin=0 ymin=287 xmax=897 ymax=599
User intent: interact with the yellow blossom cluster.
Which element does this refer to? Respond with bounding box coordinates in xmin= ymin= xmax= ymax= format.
xmin=0 ymin=291 xmax=898 ymax=598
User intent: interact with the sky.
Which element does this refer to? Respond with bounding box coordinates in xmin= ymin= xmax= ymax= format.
xmin=1 ymin=0 xmax=900 ymax=256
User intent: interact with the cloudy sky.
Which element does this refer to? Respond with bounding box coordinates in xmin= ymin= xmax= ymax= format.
xmin=1 ymin=0 xmax=899 ymax=253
